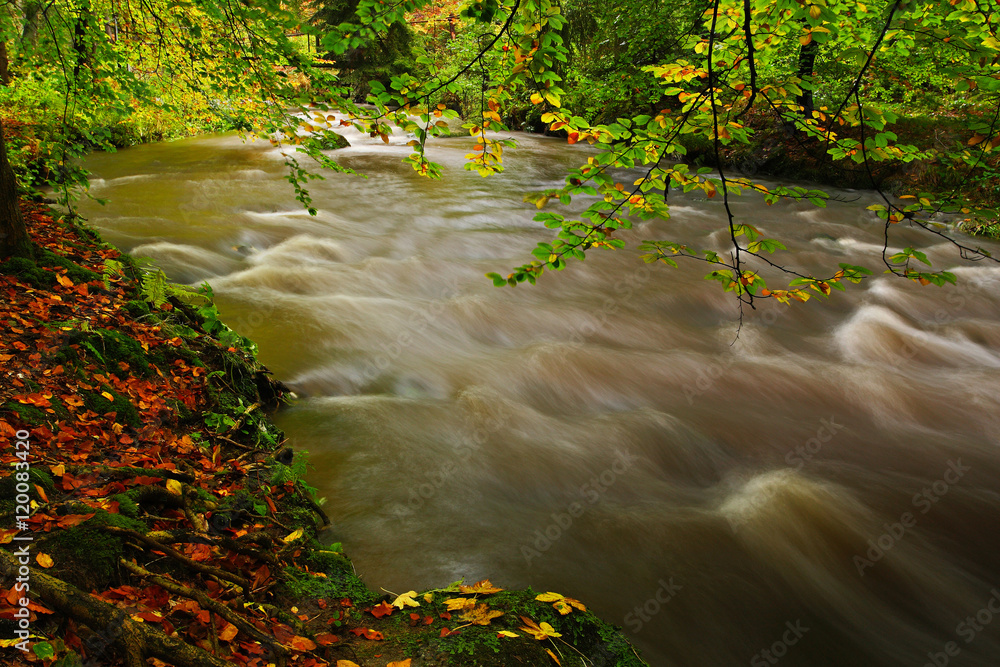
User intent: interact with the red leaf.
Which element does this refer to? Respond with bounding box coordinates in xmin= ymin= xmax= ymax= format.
xmin=370 ymin=601 xmax=394 ymax=618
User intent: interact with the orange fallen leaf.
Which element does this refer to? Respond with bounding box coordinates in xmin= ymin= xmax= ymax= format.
xmin=36 ymin=553 xmax=54 ymax=568
xmin=459 ymin=579 xmax=503 ymax=595
xmin=289 ymin=636 xmax=316 ymax=651
xmin=219 ymin=623 xmax=238 ymax=642
xmin=370 ymin=601 xmax=394 ymax=618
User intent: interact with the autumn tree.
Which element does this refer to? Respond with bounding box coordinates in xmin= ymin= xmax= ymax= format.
xmin=0 ymin=0 xmax=354 ymax=258
xmin=320 ymin=0 xmax=1000 ymax=309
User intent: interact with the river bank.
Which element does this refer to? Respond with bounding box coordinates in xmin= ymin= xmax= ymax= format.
xmin=0 ymin=201 xmax=647 ymax=666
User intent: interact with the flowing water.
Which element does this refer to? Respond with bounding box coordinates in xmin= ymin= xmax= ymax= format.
xmin=77 ymin=126 xmax=1000 ymax=666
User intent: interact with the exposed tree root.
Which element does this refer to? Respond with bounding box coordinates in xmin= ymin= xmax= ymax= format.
xmin=0 ymin=549 xmax=230 ymax=667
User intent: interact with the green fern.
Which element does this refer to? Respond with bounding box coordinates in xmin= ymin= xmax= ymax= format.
xmin=141 ymin=269 xmax=170 ymax=308
xmin=101 ymin=259 xmax=124 ymax=290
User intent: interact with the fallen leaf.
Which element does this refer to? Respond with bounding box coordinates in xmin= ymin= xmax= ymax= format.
xmin=289 ymin=636 xmax=316 ymax=651
xmin=165 ymin=479 xmax=183 ymax=495
xmin=391 ymin=590 xmax=420 ymax=609
xmin=444 ymin=597 xmax=477 ymax=612
xmin=459 ymin=579 xmax=502 ymax=595
xmin=498 ymin=630 xmax=519 ymax=638
xmin=282 ymin=528 xmax=304 ymax=543
xmin=336 ymin=661 xmax=361 ymax=667
xmin=219 ymin=623 xmax=238 ymax=642
xmin=370 ymin=601 xmax=394 ymax=618
xmin=546 ymin=648 xmax=561 ymax=664
xmin=536 ymin=592 xmax=586 ymax=614
xmin=35 ymin=553 xmax=54 ymax=568
xmin=460 ymin=603 xmax=503 ymax=626
xmin=315 ymin=633 xmax=340 ymax=645
xmin=56 ymin=274 xmax=73 ymax=288
xmin=519 ymin=616 xmax=562 ymax=641
xmin=387 ymin=661 xmax=412 ymax=667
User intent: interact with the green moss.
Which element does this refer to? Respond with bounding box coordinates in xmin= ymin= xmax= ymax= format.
xmin=282 ymin=547 xmax=375 ymax=607
xmin=2 ymin=401 xmax=48 ymax=426
xmin=83 ymin=386 xmax=141 ymax=428
xmin=41 ymin=509 xmax=146 ymax=590
xmin=0 ymin=467 xmax=54 ymax=498
xmin=36 ymin=248 xmax=100 ymax=284
xmin=111 ymin=493 xmax=139 ymax=518
xmin=123 ymin=299 xmax=151 ymax=319
xmin=0 ymin=256 xmax=53 ymax=288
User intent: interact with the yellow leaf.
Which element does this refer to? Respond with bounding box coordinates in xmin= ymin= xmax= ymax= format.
xmin=391 ymin=591 xmax=420 ymax=609
xmin=546 ymin=649 xmax=561 ymax=665
xmin=166 ymin=479 xmax=183 ymax=496
xmin=423 ymin=593 xmax=434 ymax=603
xmin=497 ymin=630 xmax=519 ymax=637
xmin=809 ymin=5 xmax=821 ymax=18
xmin=387 ymin=661 xmax=412 ymax=667
xmin=444 ymin=597 xmax=478 ymax=612
xmin=50 ymin=464 xmax=65 ymax=477
xmin=337 ymin=662 xmax=361 ymax=667
xmin=459 ymin=579 xmax=503 ymax=594
xmin=282 ymin=528 xmax=304 ymax=543
xmin=536 ymin=592 xmax=586 ymax=614
xmin=518 ymin=616 xmax=562 ymax=640
xmin=101 ymin=392 xmax=115 ymax=401
xmin=799 ymin=33 xmax=812 ymax=46
xmin=530 ymin=93 xmax=544 ymax=105
xmin=460 ymin=603 xmax=503 ymax=626
xmin=36 ymin=553 xmax=54 ymax=568
xmin=56 ymin=274 xmax=73 ymax=288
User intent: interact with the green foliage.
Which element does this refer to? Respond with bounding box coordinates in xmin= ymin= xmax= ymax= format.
xmin=315 ymin=0 xmax=1000 ymax=305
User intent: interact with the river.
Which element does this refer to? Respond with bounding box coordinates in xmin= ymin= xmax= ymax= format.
xmin=77 ymin=125 xmax=1000 ymax=666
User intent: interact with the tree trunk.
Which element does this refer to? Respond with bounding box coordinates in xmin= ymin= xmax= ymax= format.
xmin=0 ymin=120 xmax=32 ymax=259
xmin=22 ymin=1 xmax=42 ymax=49
xmin=0 ymin=41 xmax=9 ymax=84
xmin=796 ymin=36 xmax=819 ymax=117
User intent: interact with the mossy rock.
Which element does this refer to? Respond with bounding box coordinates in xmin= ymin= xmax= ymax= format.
xmin=281 ymin=546 xmax=376 ymax=607
xmin=123 ymin=299 xmax=151 ymax=319
xmin=0 ymin=256 xmax=52 ymax=288
xmin=2 ymin=401 xmax=48 ymax=426
xmin=0 ymin=248 xmax=99 ymax=289
xmin=40 ymin=509 xmax=147 ymax=591
xmin=83 ymin=386 xmax=141 ymax=428
xmin=304 ymin=132 xmax=350 ymax=151
xmin=62 ymin=327 xmax=163 ymax=378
